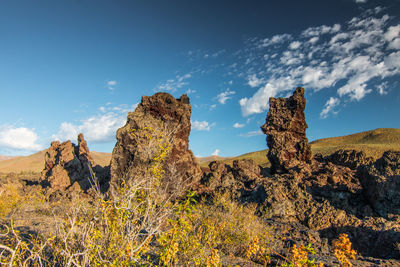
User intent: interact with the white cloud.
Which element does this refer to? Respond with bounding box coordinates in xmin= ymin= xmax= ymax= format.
xmin=376 ymin=82 xmax=388 ymax=95
xmin=308 ymin=37 xmax=319 ymax=44
xmin=0 ymin=126 xmax=42 ymax=151
xmin=107 ymin=80 xmax=117 ymax=90
xmin=259 ymin=33 xmax=292 ymax=48
xmin=388 ymin=38 xmax=400 ymax=50
xmin=320 ymin=97 xmax=340 ymax=118
xmin=52 ymin=113 xmax=126 ymax=143
xmin=191 ymin=120 xmax=215 ymax=131
xmin=211 ymin=149 xmax=220 ymax=156
xmin=233 ymin=122 xmax=245 ymax=128
xmin=186 ymin=88 xmax=196 ymax=95
xmin=289 ymin=41 xmax=301 ymax=50
xmin=216 ymin=89 xmax=235 ymax=104
xmin=385 ymin=25 xmax=400 ymax=42
xmin=247 ymin=74 xmax=263 ymax=88
xmin=156 ymin=73 xmax=192 ymax=92
xmin=239 ymin=130 xmax=264 ymax=137
xmin=238 ymin=11 xmax=400 ymax=116
xmin=301 ymin=24 xmax=340 ymax=37
xmin=355 ymin=0 xmax=367 ymax=3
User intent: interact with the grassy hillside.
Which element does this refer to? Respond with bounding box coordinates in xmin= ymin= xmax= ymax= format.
xmin=0 ymin=155 xmax=15 ymax=161
xmin=200 ymin=128 xmax=400 ymax=167
xmin=310 ymin=128 xmax=400 ymax=159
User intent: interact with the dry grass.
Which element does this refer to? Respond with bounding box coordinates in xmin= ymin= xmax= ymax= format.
xmin=0 ymin=150 xmax=111 ymax=174
xmin=200 ymin=128 xmax=400 ymax=167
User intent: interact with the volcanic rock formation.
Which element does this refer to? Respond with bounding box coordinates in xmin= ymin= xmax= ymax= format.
xmin=40 ymin=134 xmax=108 ymax=194
xmin=360 ymin=151 xmax=400 ymax=217
xmin=261 ymin=87 xmax=312 ymax=174
xmin=110 ymin=92 xmax=202 ymax=194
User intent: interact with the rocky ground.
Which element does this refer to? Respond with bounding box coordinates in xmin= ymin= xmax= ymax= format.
xmin=1 ymin=89 xmax=399 ymax=266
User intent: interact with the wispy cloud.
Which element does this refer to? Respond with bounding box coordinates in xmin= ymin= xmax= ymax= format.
xmin=216 ymin=89 xmax=235 ymax=104
xmin=233 ymin=122 xmax=245 ymax=128
xmin=52 ymin=113 xmax=126 ymax=143
xmin=247 ymin=74 xmax=264 ymax=88
xmin=186 ymin=88 xmax=196 ymax=95
xmin=156 ymin=73 xmax=192 ymax=92
xmin=191 ymin=120 xmax=215 ymax=131
xmin=239 ymin=130 xmax=263 ymax=137
xmin=211 ymin=149 xmax=220 ymax=156
xmin=52 ymin=103 xmax=137 ymax=144
xmin=355 ymin=0 xmax=367 ymax=3
xmin=238 ymin=9 xmax=400 ymax=117
xmin=0 ymin=125 xmax=42 ymax=152
xmin=107 ymin=80 xmax=117 ymax=91
xmin=320 ymin=97 xmax=340 ymax=118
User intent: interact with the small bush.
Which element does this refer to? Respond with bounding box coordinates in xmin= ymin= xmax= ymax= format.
xmin=158 ymin=192 xmax=274 ymax=266
xmin=281 ymin=243 xmax=323 ymax=267
xmin=332 ymin=233 xmax=356 ymax=267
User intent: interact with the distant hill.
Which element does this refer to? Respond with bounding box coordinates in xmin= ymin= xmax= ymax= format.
xmin=0 ymin=155 xmax=15 ymax=161
xmin=310 ymin=128 xmax=400 ymax=159
xmin=200 ymin=128 xmax=400 ymax=167
xmin=0 ymin=150 xmax=111 ymax=174
xmin=197 ymin=155 xmax=229 ymax=164
xmin=1 ymin=128 xmax=399 ymax=173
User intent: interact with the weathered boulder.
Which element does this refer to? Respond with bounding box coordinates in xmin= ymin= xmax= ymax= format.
xmin=40 ymin=134 xmax=105 ymax=193
xmin=360 ymin=151 xmax=400 ymax=217
xmin=110 ymin=92 xmax=202 ymax=195
xmin=261 ymin=87 xmax=312 ymax=174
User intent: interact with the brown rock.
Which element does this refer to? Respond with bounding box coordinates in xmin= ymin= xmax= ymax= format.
xmin=40 ymin=134 xmax=105 ymax=193
xmin=325 ymin=149 xmax=373 ymax=170
xmin=261 ymin=87 xmax=312 ymax=174
xmin=360 ymin=151 xmax=400 ymax=217
xmin=110 ymin=92 xmax=202 ymax=195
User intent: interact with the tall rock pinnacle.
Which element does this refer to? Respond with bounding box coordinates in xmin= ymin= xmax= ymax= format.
xmin=261 ymin=87 xmax=312 ymax=174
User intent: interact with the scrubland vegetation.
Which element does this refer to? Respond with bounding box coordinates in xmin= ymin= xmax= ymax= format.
xmin=4 ymin=127 xmax=395 ymax=266
xmin=0 ymin=175 xmax=357 ymax=266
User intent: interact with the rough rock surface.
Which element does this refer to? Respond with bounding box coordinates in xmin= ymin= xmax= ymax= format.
xmin=261 ymin=87 xmax=312 ymax=174
xmin=360 ymin=151 xmax=400 ymax=217
xmin=198 ymin=155 xmax=400 ymax=264
xmin=110 ymin=92 xmax=202 ymax=194
xmin=197 ymin=86 xmax=400 ymax=264
xmin=324 ymin=149 xmax=374 ymax=170
xmin=40 ymin=134 xmax=108 ymax=194
xmin=199 ymin=159 xmax=264 ymax=202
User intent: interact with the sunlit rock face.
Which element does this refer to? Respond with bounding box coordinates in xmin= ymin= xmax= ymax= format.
xmin=110 ymin=92 xmax=202 ymax=195
xmin=261 ymin=87 xmax=312 ymax=174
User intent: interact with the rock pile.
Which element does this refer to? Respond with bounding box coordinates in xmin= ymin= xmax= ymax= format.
xmin=198 ymin=87 xmax=400 ymax=264
xmin=261 ymin=87 xmax=312 ymax=174
xmin=40 ymin=134 xmax=108 ymax=194
xmin=110 ymin=92 xmax=202 ymax=195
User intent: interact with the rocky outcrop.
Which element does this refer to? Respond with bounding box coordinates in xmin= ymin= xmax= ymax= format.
xmin=40 ymin=134 xmax=108 ymax=194
xmin=360 ymin=151 xmax=400 ymax=217
xmin=325 ymin=149 xmax=374 ymax=170
xmin=261 ymin=87 xmax=312 ymax=174
xmin=199 ymin=159 xmax=265 ymax=203
xmin=110 ymin=92 xmax=202 ymax=195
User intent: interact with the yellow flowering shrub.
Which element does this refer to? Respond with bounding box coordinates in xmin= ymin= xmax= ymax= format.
xmin=332 ymin=233 xmax=356 ymax=267
xmin=281 ymin=243 xmax=323 ymax=267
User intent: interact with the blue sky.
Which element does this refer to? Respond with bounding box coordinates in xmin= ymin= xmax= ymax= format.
xmin=1 ymin=0 xmax=400 ymax=157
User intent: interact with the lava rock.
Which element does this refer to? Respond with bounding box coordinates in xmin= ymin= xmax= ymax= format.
xmin=261 ymin=87 xmax=312 ymax=174
xmin=110 ymin=92 xmax=202 ymax=195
